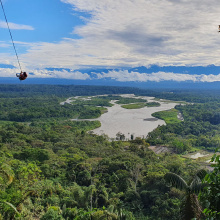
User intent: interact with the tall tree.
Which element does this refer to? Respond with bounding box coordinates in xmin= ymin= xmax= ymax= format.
xmin=164 ymin=170 xmax=207 ymax=220
xmin=199 ymin=149 xmax=220 ymax=219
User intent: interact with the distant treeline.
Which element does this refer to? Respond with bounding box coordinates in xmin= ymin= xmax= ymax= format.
xmin=1 ymin=84 xmax=220 ymax=103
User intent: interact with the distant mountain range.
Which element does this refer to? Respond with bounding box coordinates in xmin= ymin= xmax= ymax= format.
xmin=1 ymin=64 xmax=220 ymax=89
xmin=1 ymin=77 xmax=220 ymax=90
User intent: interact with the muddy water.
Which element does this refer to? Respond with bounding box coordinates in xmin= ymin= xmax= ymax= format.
xmin=91 ymin=96 xmax=178 ymax=139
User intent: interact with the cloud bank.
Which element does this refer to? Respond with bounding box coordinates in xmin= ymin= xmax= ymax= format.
xmin=2 ymin=67 xmax=220 ymax=83
xmin=95 ymin=70 xmax=220 ymax=82
xmin=2 ymin=0 xmax=220 ymax=81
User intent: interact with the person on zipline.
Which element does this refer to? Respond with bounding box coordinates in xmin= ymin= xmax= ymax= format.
xmin=16 ymin=71 xmax=28 ymax=80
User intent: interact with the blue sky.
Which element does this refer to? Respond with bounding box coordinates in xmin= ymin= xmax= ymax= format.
xmin=1 ymin=0 xmax=220 ymax=82
xmin=1 ymin=0 xmax=83 ymax=48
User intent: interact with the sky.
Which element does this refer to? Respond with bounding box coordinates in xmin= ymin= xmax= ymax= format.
xmin=1 ymin=0 xmax=220 ymax=82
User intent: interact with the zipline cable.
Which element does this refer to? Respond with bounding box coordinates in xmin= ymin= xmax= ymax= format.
xmin=0 ymin=0 xmax=22 ymax=72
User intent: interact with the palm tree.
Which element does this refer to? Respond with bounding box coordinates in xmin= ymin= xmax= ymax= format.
xmin=116 ymin=208 xmax=135 ymax=220
xmin=0 ymin=163 xmax=14 ymax=190
xmin=164 ymin=170 xmax=207 ymax=220
xmin=100 ymin=205 xmax=118 ymax=220
xmin=0 ymin=163 xmax=18 ymax=218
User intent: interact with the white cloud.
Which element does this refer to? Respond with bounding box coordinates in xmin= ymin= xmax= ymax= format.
xmin=0 ymin=68 xmax=18 ymax=77
xmin=93 ymin=69 xmax=220 ymax=82
xmin=0 ymin=68 xmax=91 ymax=80
xmin=2 ymin=66 xmax=220 ymax=83
xmin=0 ymin=52 xmax=18 ymax=66
xmin=21 ymin=0 xmax=220 ymax=70
xmin=2 ymin=0 xmax=220 ymax=79
xmin=0 ymin=20 xmax=34 ymax=30
xmin=95 ymin=70 xmax=200 ymax=82
xmin=31 ymin=69 xmax=91 ymax=80
xmin=0 ymin=41 xmax=10 ymax=48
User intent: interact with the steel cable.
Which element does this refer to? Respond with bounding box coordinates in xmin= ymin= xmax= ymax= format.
xmin=0 ymin=0 xmax=22 ymax=72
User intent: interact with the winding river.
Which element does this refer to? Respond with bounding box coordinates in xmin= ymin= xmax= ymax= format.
xmin=62 ymin=94 xmax=180 ymax=140
xmin=92 ymin=96 xmax=177 ymax=139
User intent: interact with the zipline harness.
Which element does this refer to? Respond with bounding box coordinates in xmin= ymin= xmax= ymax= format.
xmin=0 ymin=0 xmax=22 ymax=72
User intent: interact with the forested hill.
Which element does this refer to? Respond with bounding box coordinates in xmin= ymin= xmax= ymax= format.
xmin=0 ymin=84 xmax=143 ymax=98
xmin=1 ymin=84 xmax=220 ymax=103
xmin=0 ymin=84 xmax=219 ymax=219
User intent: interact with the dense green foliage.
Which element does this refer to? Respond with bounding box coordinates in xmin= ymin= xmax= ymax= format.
xmin=0 ymin=85 xmax=145 ymax=98
xmin=0 ymin=96 xmax=104 ymax=122
xmin=147 ymin=103 xmax=220 ymax=153
xmin=199 ymin=149 xmax=220 ymax=219
xmin=2 ymin=84 xmax=220 ymax=102
xmin=0 ymin=84 xmax=219 ymax=219
xmin=121 ymin=103 xmax=147 ymax=109
xmin=145 ymin=102 xmax=160 ymax=107
xmin=121 ymin=102 xmax=160 ymax=109
xmin=165 ymin=170 xmax=207 ymax=220
xmin=152 ymin=109 xmax=181 ymax=124
xmin=0 ymin=120 xmax=199 ymax=219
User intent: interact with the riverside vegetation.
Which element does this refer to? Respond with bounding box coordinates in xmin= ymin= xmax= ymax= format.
xmin=0 ymin=84 xmax=220 ymax=219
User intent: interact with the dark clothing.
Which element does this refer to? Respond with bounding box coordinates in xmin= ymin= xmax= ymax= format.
xmin=16 ymin=72 xmax=28 ymax=80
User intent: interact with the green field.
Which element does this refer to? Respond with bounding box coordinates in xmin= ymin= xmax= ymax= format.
xmin=122 ymin=102 xmax=160 ymax=109
xmin=121 ymin=103 xmax=146 ymax=109
xmin=152 ymin=108 xmax=181 ymax=124
xmin=146 ymin=102 xmax=161 ymax=107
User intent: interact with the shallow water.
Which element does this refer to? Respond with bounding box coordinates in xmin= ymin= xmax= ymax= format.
xmin=91 ymin=96 xmax=178 ymax=139
xmin=190 ymin=152 xmax=209 ymax=159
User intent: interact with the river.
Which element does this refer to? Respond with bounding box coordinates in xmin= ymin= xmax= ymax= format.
xmin=61 ymin=94 xmax=179 ymax=140
xmin=91 ymin=94 xmax=178 ymax=139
